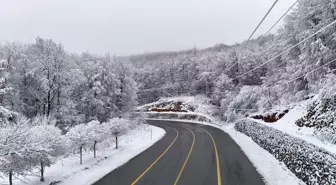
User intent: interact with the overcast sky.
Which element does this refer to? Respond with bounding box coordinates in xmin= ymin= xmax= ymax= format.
xmin=0 ymin=0 xmax=297 ymax=55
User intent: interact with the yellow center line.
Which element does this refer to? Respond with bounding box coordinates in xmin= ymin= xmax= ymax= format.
xmin=131 ymin=127 xmax=179 ymax=185
xmin=173 ymin=128 xmax=195 ymax=185
xmin=201 ymin=128 xmax=222 ymax=185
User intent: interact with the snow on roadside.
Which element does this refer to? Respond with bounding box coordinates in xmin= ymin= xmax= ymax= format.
xmin=146 ymin=118 xmax=221 ymax=126
xmin=249 ymin=98 xmax=336 ymax=155
xmin=6 ymin=125 xmax=165 ymax=185
xmin=144 ymin=111 xmax=219 ymax=124
xmin=222 ymin=124 xmax=306 ymax=185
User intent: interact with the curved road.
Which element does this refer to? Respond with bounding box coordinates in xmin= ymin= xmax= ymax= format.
xmin=94 ymin=120 xmax=265 ymax=185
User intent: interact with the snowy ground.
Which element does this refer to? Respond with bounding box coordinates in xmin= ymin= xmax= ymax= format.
xmin=249 ymin=98 xmax=336 ymax=155
xmin=222 ymin=124 xmax=306 ymax=185
xmin=0 ymin=125 xmax=165 ymax=185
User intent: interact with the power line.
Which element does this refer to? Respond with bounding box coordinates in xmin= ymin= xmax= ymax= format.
xmin=203 ymin=0 xmax=280 ymax=69
xmin=140 ymin=0 xmax=280 ymax=93
xmin=222 ymin=0 xmax=280 ymax=75
xmin=246 ymin=0 xmax=280 ymax=42
xmin=138 ymin=0 xmax=295 ymax=93
xmin=140 ymin=58 xmax=335 ymax=95
xmin=264 ymin=0 xmax=300 ymax=36
xmin=285 ymin=58 xmax=336 ymax=84
xmin=138 ymin=86 xmax=175 ymax=93
xmin=231 ymin=19 xmax=336 ymax=81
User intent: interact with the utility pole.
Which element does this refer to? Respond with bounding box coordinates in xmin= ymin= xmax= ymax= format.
xmin=268 ymin=85 xmax=272 ymax=108
xmin=193 ymin=44 xmax=197 ymax=57
xmin=113 ymin=54 xmax=116 ymax=63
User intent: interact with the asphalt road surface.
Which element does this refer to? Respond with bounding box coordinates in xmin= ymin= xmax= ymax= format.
xmin=93 ymin=120 xmax=265 ymax=185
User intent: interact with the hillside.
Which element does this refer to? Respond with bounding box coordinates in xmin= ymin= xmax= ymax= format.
xmin=132 ymin=0 xmax=336 ymax=123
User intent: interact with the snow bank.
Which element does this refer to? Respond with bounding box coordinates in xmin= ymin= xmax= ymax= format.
xmin=222 ymin=124 xmax=306 ymax=185
xmin=3 ymin=125 xmax=165 ymax=185
xmin=235 ymin=119 xmax=336 ymax=185
xmin=144 ymin=112 xmax=214 ymax=123
xmin=250 ymin=98 xmax=336 ymax=155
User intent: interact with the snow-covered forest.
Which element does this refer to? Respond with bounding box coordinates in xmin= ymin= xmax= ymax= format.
xmin=0 ymin=38 xmax=139 ymax=184
xmin=0 ymin=37 xmax=138 ymax=126
xmin=133 ymin=0 xmax=336 ymax=120
xmin=1 ymin=0 xmax=336 ymax=184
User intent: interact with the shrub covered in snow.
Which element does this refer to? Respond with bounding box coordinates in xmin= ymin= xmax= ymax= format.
xmin=0 ymin=106 xmax=18 ymax=126
xmin=235 ymin=119 xmax=336 ymax=185
xmin=295 ymin=99 xmax=336 ymax=144
xmin=0 ymin=117 xmax=35 ymax=180
xmin=228 ymin=86 xmax=261 ymax=113
xmin=104 ymin=118 xmax=132 ymax=135
xmin=0 ymin=116 xmax=64 ymax=183
xmin=65 ymin=117 xmax=135 ymax=164
xmin=222 ymin=86 xmax=261 ymax=122
xmin=314 ymin=74 xmax=336 ymax=100
xmin=0 ymin=114 xmax=140 ymax=184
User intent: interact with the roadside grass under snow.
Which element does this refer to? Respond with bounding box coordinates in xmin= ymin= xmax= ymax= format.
xmin=0 ymin=125 xmax=165 ymax=185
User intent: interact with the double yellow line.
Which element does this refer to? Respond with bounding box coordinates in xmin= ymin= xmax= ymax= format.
xmin=131 ymin=127 xmax=221 ymax=185
xmin=173 ymin=128 xmax=195 ymax=185
xmin=131 ymin=127 xmax=179 ymax=185
xmin=201 ymin=128 xmax=222 ymax=185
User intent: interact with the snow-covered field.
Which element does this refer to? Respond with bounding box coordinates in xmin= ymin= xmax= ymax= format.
xmin=0 ymin=125 xmax=165 ymax=185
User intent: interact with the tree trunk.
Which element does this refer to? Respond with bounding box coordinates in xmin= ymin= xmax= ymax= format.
xmin=46 ymin=68 xmax=51 ymax=117
xmin=80 ymin=146 xmax=83 ymax=165
xmin=47 ymin=92 xmax=51 ymax=117
xmin=9 ymin=171 xmax=13 ymax=185
xmin=93 ymin=141 xmax=97 ymax=158
xmin=116 ymin=136 xmax=118 ymax=149
xmin=40 ymin=161 xmax=44 ymax=182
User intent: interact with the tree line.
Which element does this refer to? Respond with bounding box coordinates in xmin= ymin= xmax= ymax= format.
xmin=0 ymin=37 xmax=139 ymax=184
xmin=0 ymin=37 xmax=137 ymax=129
xmin=132 ymin=0 xmax=336 ymax=120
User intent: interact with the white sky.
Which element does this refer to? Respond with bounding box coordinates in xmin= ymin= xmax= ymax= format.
xmin=0 ymin=0 xmax=297 ymax=55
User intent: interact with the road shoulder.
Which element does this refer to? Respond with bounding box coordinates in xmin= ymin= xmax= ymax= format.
xmin=60 ymin=125 xmax=166 ymax=185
